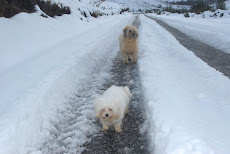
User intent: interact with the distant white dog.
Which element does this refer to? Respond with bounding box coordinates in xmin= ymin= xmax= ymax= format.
xmin=94 ymin=85 xmax=131 ymax=132
xmin=119 ymin=25 xmax=138 ymax=64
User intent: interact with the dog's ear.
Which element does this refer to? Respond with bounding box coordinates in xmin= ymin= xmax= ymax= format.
xmin=123 ymin=27 xmax=128 ymax=38
xmin=94 ymin=99 xmax=102 ymax=118
xmin=134 ymin=28 xmax=138 ymax=38
xmin=135 ymin=32 xmax=138 ymax=38
xmin=95 ymin=110 xmax=101 ymax=118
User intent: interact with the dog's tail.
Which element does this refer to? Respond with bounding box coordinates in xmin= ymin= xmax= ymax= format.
xmin=123 ymin=86 xmax=131 ymax=98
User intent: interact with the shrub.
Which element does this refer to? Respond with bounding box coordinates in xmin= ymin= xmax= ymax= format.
xmin=191 ymin=1 xmax=211 ymax=14
xmin=216 ymin=0 xmax=226 ymax=10
xmin=220 ymin=12 xmax=224 ymax=17
xmin=184 ymin=12 xmax=189 ymax=17
xmin=36 ymin=0 xmax=70 ymax=17
xmin=90 ymin=11 xmax=102 ymax=18
xmin=120 ymin=8 xmax=129 ymax=14
xmin=0 ymin=0 xmax=71 ymax=18
xmin=163 ymin=6 xmax=188 ymax=14
xmin=0 ymin=0 xmax=36 ymax=18
xmin=145 ymin=10 xmax=153 ymax=13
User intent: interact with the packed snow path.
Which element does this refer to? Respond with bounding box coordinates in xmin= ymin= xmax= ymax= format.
xmin=36 ymin=16 xmax=150 ymax=154
xmin=145 ymin=15 xmax=230 ymax=79
xmin=82 ymin=16 xmax=150 ymax=154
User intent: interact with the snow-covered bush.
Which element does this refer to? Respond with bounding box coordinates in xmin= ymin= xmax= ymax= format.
xmin=184 ymin=12 xmax=189 ymax=17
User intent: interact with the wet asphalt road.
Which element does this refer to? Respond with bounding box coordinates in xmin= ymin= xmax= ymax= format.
xmin=82 ymin=16 xmax=150 ymax=154
xmin=146 ymin=15 xmax=230 ymax=79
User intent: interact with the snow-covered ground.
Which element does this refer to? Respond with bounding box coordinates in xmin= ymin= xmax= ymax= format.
xmin=108 ymin=0 xmax=167 ymax=11
xmin=139 ymin=15 xmax=230 ymax=154
xmin=1 ymin=1 xmax=230 ymax=153
xmin=0 ymin=5 xmax=133 ymax=153
xmin=108 ymin=0 xmax=190 ymax=12
xmin=147 ymin=10 xmax=230 ymax=53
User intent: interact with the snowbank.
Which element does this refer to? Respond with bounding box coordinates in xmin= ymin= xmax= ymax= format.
xmin=139 ymin=15 xmax=230 ymax=154
xmin=148 ymin=10 xmax=230 ymax=54
xmin=107 ymin=0 xmax=167 ymax=12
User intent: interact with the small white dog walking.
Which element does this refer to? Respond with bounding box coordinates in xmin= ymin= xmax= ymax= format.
xmin=94 ymin=85 xmax=131 ymax=132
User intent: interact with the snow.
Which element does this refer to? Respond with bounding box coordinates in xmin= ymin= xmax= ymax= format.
xmin=1 ymin=0 xmax=230 ymax=153
xmin=225 ymin=0 xmax=230 ymax=9
xmin=0 ymin=4 xmax=133 ymax=153
xmin=99 ymin=1 xmax=128 ymax=14
xmin=138 ymin=15 xmax=230 ymax=154
xmin=147 ymin=10 xmax=230 ymax=53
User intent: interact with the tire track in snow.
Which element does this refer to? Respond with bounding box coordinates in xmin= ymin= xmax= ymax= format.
xmin=36 ymin=16 xmax=149 ymax=154
xmin=82 ymin=16 xmax=150 ymax=154
xmin=145 ymin=15 xmax=230 ymax=79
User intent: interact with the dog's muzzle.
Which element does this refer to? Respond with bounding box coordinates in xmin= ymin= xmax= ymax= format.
xmin=105 ymin=114 xmax=109 ymax=117
xmin=132 ymin=33 xmax=135 ymax=38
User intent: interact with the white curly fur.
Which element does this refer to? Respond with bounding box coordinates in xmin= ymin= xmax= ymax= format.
xmin=94 ymin=85 xmax=131 ymax=132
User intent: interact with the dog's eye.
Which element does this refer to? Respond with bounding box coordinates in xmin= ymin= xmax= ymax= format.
xmin=102 ymin=109 xmax=105 ymax=111
xmin=109 ymin=108 xmax=113 ymax=111
xmin=129 ymin=30 xmax=132 ymax=33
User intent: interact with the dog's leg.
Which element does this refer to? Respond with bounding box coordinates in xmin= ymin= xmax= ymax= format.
xmin=123 ymin=57 xmax=128 ymax=64
xmin=125 ymin=106 xmax=129 ymax=114
xmin=132 ymin=54 xmax=137 ymax=64
xmin=102 ymin=124 xmax=109 ymax=131
xmin=123 ymin=54 xmax=128 ymax=64
xmin=114 ymin=122 xmax=122 ymax=133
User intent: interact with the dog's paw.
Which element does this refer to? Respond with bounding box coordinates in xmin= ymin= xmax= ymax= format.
xmin=103 ymin=125 xmax=109 ymax=131
xmin=123 ymin=58 xmax=128 ymax=64
xmin=132 ymin=61 xmax=137 ymax=64
xmin=115 ymin=127 xmax=122 ymax=133
xmin=114 ymin=125 xmax=122 ymax=133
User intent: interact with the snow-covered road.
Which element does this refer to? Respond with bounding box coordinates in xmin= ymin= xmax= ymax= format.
xmin=147 ymin=12 xmax=230 ymax=54
xmin=146 ymin=15 xmax=230 ymax=79
xmin=1 ymin=12 xmax=230 ymax=154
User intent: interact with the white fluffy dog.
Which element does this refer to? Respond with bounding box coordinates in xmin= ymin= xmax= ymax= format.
xmin=119 ymin=25 xmax=138 ymax=64
xmin=94 ymin=85 xmax=131 ymax=132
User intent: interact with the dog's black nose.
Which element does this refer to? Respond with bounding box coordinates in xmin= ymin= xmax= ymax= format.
xmin=105 ymin=114 xmax=109 ymax=117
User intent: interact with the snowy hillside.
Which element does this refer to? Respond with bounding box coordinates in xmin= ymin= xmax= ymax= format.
xmin=42 ymin=0 xmax=128 ymax=19
xmin=107 ymin=0 xmax=167 ymax=11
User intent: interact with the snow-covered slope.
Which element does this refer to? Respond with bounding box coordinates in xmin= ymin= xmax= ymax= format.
xmin=107 ymin=0 xmax=167 ymax=11
xmin=36 ymin=0 xmax=128 ymax=20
